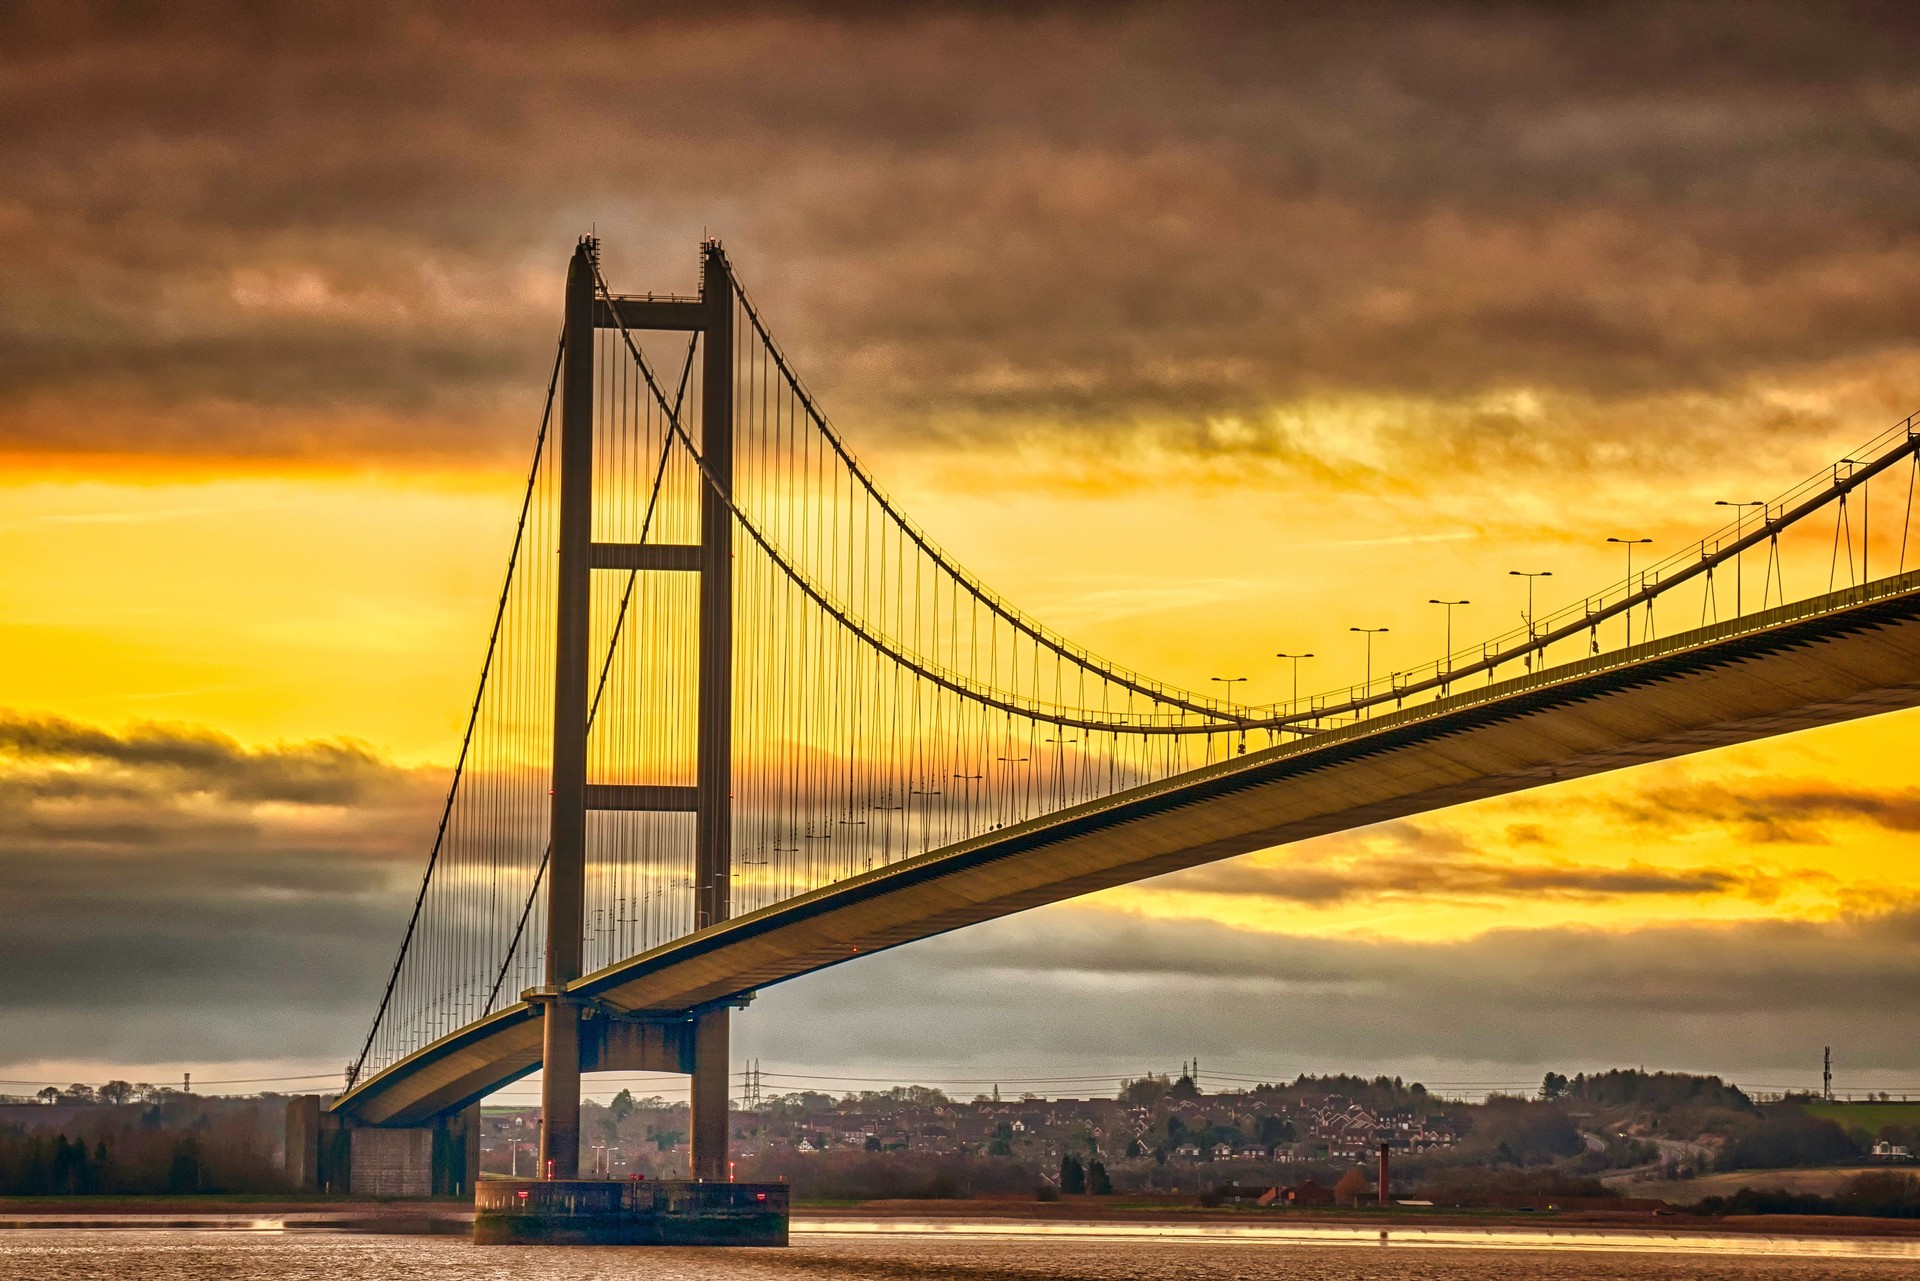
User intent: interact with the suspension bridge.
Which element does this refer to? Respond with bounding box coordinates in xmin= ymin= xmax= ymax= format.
xmin=311 ymin=237 xmax=1920 ymax=1192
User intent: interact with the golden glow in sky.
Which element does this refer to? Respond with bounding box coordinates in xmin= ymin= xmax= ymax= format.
xmin=7 ymin=416 xmax=1919 ymax=952
xmin=10 ymin=3 xmax=1920 ymax=1083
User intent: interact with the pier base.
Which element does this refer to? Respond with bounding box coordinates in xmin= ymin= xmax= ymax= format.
xmin=474 ymin=1178 xmax=788 ymax=1246
xmin=286 ymin=1097 xmax=479 ymax=1197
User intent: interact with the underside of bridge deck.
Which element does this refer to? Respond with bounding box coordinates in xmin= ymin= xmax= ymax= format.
xmin=336 ymin=578 xmax=1920 ymax=1127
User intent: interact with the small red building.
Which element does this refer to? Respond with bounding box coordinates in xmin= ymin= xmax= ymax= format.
xmin=1284 ymin=1178 xmax=1336 ymax=1206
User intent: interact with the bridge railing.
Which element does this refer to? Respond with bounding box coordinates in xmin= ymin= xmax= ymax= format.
xmin=1269 ymin=412 xmax=1920 ymax=735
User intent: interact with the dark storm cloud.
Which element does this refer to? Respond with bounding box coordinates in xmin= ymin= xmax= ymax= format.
xmin=0 ymin=708 xmax=1903 ymax=1080
xmin=1612 ymin=778 xmax=1920 ymax=844
xmin=0 ymin=710 xmax=406 ymax=807
xmin=0 ymin=709 xmax=437 ymax=870
xmin=1146 ymin=816 xmax=1781 ymax=907
xmin=1171 ymin=855 xmax=1749 ymax=905
xmin=0 ymin=711 xmax=439 ymax=1061
xmin=748 ymin=903 xmax=1920 ymax=1080
xmin=2 ymin=2 xmax=1918 ymax=462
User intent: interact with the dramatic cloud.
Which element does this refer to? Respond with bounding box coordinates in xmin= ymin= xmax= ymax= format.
xmin=1613 ymin=779 xmax=1920 ymax=844
xmin=1170 ymin=855 xmax=1756 ymax=907
xmin=746 ymin=903 xmax=1920 ymax=1086
xmin=8 ymin=4 xmax=1920 ymax=1085
xmin=2 ymin=2 xmax=1918 ymax=467
xmin=0 ymin=710 xmax=410 ymax=809
xmin=0 ymin=711 xmax=439 ymax=1064
xmin=1139 ymin=812 xmax=1816 ymax=913
xmin=6 ymin=707 xmax=1917 ymax=1087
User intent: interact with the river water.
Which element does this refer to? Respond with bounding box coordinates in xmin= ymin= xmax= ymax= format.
xmin=5 ymin=1221 xmax=1920 ymax=1279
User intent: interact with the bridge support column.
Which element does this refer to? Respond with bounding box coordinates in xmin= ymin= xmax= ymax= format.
xmin=539 ymin=235 xmax=597 ymax=1181
xmin=690 ymin=1009 xmax=730 ymax=1181
xmin=690 ymin=242 xmax=735 ymax=1182
xmin=538 ymin=994 xmax=582 ymax=1179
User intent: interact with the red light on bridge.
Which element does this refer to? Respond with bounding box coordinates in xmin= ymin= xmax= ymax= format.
xmin=516 ymin=1189 xmax=529 ymax=1201
xmin=756 ymin=1192 xmax=768 ymax=1202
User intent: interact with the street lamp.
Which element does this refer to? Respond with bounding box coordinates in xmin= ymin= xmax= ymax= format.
xmin=992 ymin=757 xmax=1028 ymax=824
xmin=1275 ymin=652 xmax=1314 ymax=709
xmin=1508 ymin=571 xmax=1551 ymax=668
xmin=951 ymin=772 xmax=983 ymax=815
xmin=1605 ymin=538 xmax=1651 ymax=646
xmin=1042 ymin=737 xmax=1080 ymax=801
xmin=1428 ymin=599 xmax=1468 ymax=690
xmin=1715 ymin=501 xmax=1764 ymax=616
xmin=1211 ymin=677 xmax=1248 ymax=754
xmin=1349 ymin=627 xmax=1388 ymax=697
xmin=1508 ymin=570 xmax=1552 ymax=637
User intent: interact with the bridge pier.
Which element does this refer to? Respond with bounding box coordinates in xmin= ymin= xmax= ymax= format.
xmin=286 ymin=1097 xmax=479 ymax=1197
xmin=536 ymin=992 xmax=582 ymax=1180
xmin=690 ymin=1008 xmax=730 ymax=1180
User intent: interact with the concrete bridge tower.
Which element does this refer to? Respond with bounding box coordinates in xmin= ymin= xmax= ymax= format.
xmin=538 ymin=237 xmax=734 ymax=1181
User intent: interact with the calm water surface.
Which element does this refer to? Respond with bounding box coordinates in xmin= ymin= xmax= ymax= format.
xmin=5 ymin=1223 xmax=1920 ymax=1280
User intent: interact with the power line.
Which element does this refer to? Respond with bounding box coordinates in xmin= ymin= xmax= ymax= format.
xmin=0 ymin=1071 xmax=346 ymax=1090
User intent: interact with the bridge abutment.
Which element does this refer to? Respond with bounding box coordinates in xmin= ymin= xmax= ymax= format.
xmin=286 ymin=1097 xmax=479 ymax=1197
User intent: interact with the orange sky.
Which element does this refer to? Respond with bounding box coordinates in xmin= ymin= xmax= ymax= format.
xmin=7 ymin=404 xmax=1919 ymax=957
xmin=8 ymin=2 xmax=1920 ymax=1090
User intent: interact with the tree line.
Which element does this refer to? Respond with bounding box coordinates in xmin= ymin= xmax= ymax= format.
xmin=0 ymin=1099 xmax=286 ymax=1195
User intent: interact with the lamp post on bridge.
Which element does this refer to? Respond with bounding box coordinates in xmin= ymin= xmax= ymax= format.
xmin=1427 ymin=600 xmax=1468 ymax=693
xmin=1044 ymin=738 xmax=1077 ymax=806
xmin=1507 ymin=570 xmax=1551 ymax=668
xmin=908 ymin=786 xmax=940 ymax=855
xmin=1210 ymin=676 xmax=1247 ymax=754
xmin=1348 ymin=629 xmax=1387 ymax=703
xmin=1715 ymin=501 xmax=1764 ymax=617
xmin=996 ymin=756 xmax=1027 ymax=825
xmin=952 ymin=772 xmax=984 ymax=824
xmin=1210 ymin=676 xmax=1247 ymax=699
xmin=1275 ymin=652 xmax=1313 ymax=733
xmin=1605 ymin=539 xmax=1650 ymax=647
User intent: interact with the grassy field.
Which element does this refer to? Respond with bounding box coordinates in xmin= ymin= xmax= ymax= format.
xmin=1626 ymin=1167 xmax=1868 ymax=1205
xmin=1806 ymin=1101 xmax=1920 ymax=1134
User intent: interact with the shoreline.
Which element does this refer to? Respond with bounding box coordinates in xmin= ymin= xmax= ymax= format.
xmin=7 ymin=1195 xmax=1920 ymax=1242
xmin=802 ymin=1197 xmax=1920 ymax=1240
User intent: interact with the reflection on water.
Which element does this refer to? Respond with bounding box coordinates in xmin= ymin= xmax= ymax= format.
xmin=807 ymin=1217 xmax=1920 ymax=1259
xmin=3 ymin=1223 xmax=1920 ymax=1280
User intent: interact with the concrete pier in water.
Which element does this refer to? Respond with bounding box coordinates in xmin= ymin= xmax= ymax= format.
xmin=473 ymin=1178 xmax=789 ymax=1246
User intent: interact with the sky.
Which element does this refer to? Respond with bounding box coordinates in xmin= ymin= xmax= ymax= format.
xmin=6 ymin=1 xmax=1920 ymax=1103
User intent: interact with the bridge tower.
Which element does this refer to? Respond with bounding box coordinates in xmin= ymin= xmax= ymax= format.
xmin=538 ymin=237 xmax=735 ymax=1182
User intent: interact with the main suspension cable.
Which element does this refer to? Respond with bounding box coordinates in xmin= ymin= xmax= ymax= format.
xmin=350 ymin=333 xmax=563 ymax=1087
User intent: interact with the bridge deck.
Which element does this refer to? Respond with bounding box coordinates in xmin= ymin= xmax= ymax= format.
xmin=337 ymin=574 xmax=1920 ymax=1125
